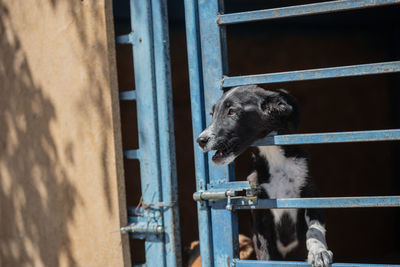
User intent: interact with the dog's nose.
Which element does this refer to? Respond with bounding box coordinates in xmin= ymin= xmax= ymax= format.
xmin=196 ymin=136 xmax=209 ymax=148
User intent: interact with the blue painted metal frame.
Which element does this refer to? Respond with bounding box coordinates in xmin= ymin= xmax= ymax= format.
xmin=116 ymin=0 xmax=181 ymax=266
xmin=223 ymin=61 xmax=400 ymax=87
xmin=119 ymin=90 xmax=136 ymax=101
xmin=197 ymin=0 xmax=239 ymax=266
xmin=184 ymin=0 xmax=214 ymax=266
xmin=234 ymin=260 xmax=400 ymax=267
xmin=230 ymin=196 xmax=400 ymax=210
xmin=129 ymin=1 xmax=166 ymax=265
xmin=151 ymin=0 xmax=182 ymax=264
xmin=218 ymin=0 xmax=400 ymax=25
xmin=115 ymin=32 xmax=133 ymax=44
xmin=184 ymin=0 xmax=400 ymax=266
xmin=253 ymin=129 xmax=400 ymax=145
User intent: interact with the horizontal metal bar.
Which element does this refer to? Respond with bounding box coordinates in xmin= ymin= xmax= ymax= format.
xmin=232 ymin=196 xmax=400 ymax=210
xmin=115 ymin=32 xmax=133 ymax=44
xmin=234 ymin=260 xmax=400 ymax=267
xmin=253 ymin=129 xmax=400 ymax=146
xmin=218 ymin=0 xmax=400 ymax=25
xmin=124 ymin=149 xmax=140 ymax=159
xmin=119 ymin=90 xmax=136 ymax=100
xmin=207 ymin=181 xmax=251 ymax=190
xmin=222 ymin=61 xmax=400 ymax=87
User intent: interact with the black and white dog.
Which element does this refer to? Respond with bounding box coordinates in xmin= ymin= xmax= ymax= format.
xmin=196 ymin=85 xmax=333 ymax=267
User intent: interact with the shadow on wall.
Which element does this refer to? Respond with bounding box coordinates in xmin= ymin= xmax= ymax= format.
xmin=0 ymin=0 xmax=124 ymax=266
xmin=0 ymin=3 xmax=80 ymax=266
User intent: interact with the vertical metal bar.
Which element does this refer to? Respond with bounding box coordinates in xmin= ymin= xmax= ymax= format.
xmin=151 ymin=0 xmax=182 ymax=266
xmin=197 ymin=0 xmax=239 ymax=266
xmin=130 ymin=0 xmax=166 ymax=265
xmin=184 ymin=0 xmax=214 ymax=266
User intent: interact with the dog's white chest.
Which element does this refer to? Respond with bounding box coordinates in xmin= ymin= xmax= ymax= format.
xmin=258 ymin=146 xmax=308 ymax=223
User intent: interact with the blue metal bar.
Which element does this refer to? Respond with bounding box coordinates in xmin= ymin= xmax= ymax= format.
xmin=183 ymin=0 xmax=214 ymax=266
xmin=119 ymin=90 xmax=136 ymax=100
xmin=222 ymin=61 xmax=400 ymax=87
xmin=151 ymin=0 xmax=182 ymax=265
xmin=207 ymin=181 xmax=250 ymax=190
xmin=218 ymin=0 xmax=400 ymax=25
xmin=198 ymin=0 xmax=239 ymax=266
xmin=233 ymin=260 xmax=400 ymax=267
xmin=253 ymin=129 xmax=400 ymax=146
xmin=231 ymin=196 xmax=400 ymax=210
xmin=130 ymin=0 xmax=165 ymax=265
xmin=123 ymin=149 xmax=139 ymax=159
xmin=116 ymin=32 xmax=133 ymax=44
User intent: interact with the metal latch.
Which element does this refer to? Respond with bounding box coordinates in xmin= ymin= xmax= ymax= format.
xmin=193 ymin=181 xmax=259 ymax=210
xmin=120 ymin=205 xmax=164 ymax=239
xmin=193 ymin=189 xmax=243 ymax=201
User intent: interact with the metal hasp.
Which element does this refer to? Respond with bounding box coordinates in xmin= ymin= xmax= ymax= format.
xmin=184 ymin=0 xmax=400 ymax=266
xmin=115 ymin=0 xmax=181 ymax=266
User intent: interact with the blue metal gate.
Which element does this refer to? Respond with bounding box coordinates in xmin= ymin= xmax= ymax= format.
xmin=184 ymin=1 xmax=400 ymax=266
xmin=115 ymin=1 xmax=181 ymax=266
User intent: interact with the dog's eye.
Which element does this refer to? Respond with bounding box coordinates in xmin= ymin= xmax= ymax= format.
xmin=209 ymin=112 xmax=213 ymax=116
xmin=227 ymin=108 xmax=236 ymax=116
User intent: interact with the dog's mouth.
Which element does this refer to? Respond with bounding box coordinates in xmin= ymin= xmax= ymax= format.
xmin=212 ymin=149 xmax=229 ymax=161
xmin=210 ymin=137 xmax=257 ymax=165
xmin=211 ymin=144 xmax=237 ymax=165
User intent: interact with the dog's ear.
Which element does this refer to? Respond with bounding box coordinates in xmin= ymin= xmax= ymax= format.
xmin=260 ymin=89 xmax=301 ymax=129
xmin=279 ymin=90 xmax=301 ymax=129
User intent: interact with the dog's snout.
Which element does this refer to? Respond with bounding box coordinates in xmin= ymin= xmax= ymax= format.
xmin=196 ymin=136 xmax=209 ymax=148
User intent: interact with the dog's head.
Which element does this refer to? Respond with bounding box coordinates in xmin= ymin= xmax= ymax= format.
xmin=196 ymin=85 xmax=299 ymax=165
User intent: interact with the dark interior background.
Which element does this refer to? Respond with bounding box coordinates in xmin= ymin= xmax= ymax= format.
xmin=113 ymin=0 xmax=400 ymax=265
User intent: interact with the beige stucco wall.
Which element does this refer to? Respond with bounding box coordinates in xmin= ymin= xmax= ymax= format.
xmin=0 ymin=0 xmax=130 ymax=266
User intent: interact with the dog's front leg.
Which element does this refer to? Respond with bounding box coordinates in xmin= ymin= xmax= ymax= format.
xmin=304 ymin=209 xmax=333 ymax=267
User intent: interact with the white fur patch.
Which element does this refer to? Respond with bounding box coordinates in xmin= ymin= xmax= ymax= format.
xmin=309 ymin=223 xmax=326 ymax=234
xmin=258 ymin=146 xmax=308 ymax=223
xmin=305 ymin=220 xmax=333 ymax=267
xmin=198 ymin=125 xmax=216 ymax=152
xmin=276 ymin=239 xmax=299 ymax=258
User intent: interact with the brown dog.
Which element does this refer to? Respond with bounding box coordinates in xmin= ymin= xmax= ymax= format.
xmin=187 ymin=234 xmax=254 ymax=267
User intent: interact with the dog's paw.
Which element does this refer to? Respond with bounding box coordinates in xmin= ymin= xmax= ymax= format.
xmin=307 ymin=248 xmax=333 ymax=267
